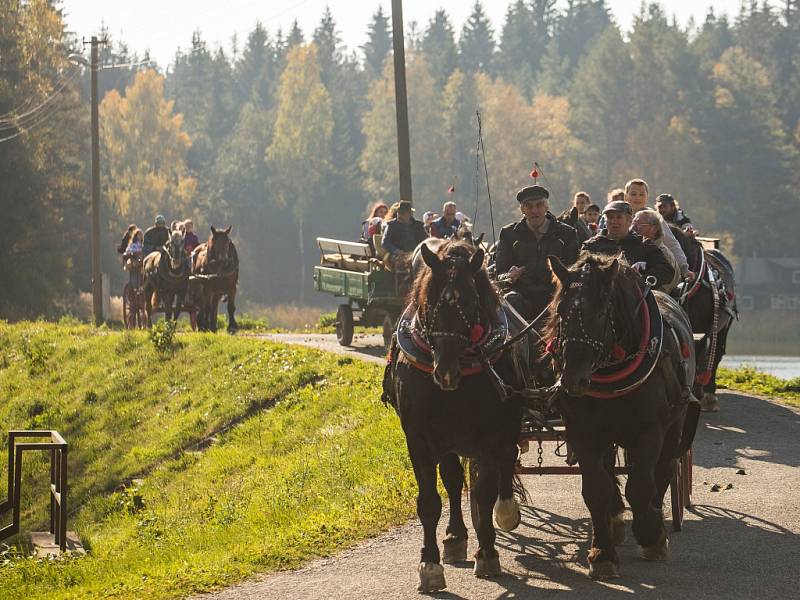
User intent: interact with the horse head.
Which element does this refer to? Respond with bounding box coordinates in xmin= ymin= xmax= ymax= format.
xmin=208 ymin=225 xmax=233 ymax=263
xmin=414 ymin=241 xmax=497 ymax=391
xmin=164 ymin=231 xmax=186 ymax=271
xmin=547 ymin=253 xmax=642 ymax=397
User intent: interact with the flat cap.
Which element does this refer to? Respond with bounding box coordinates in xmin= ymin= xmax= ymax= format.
xmin=516 ymin=185 xmax=550 ymax=204
xmin=397 ymin=200 xmax=415 ymax=212
xmin=602 ymin=200 xmax=633 ymax=215
xmin=655 ymin=193 xmax=675 ymax=205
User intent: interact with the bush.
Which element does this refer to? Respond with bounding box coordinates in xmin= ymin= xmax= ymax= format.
xmin=149 ymin=319 xmax=179 ymax=353
xmin=317 ymin=312 xmax=336 ymax=328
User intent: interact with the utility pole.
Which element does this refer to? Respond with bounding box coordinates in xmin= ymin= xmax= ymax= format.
xmin=87 ymin=36 xmax=106 ymax=326
xmin=391 ymin=0 xmax=413 ymax=203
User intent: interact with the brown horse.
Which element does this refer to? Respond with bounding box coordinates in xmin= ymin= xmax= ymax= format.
xmin=191 ymin=226 xmax=239 ymax=333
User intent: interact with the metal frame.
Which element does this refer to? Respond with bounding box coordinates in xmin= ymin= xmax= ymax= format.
xmin=0 ymin=430 xmax=68 ymax=552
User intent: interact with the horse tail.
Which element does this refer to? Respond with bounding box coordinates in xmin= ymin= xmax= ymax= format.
xmin=675 ymin=400 xmax=701 ymax=459
xmin=512 ymin=472 xmax=530 ymax=504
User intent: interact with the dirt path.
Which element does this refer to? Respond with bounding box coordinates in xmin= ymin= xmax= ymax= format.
xmin=198 ymin=334 xmax=800 ymax=600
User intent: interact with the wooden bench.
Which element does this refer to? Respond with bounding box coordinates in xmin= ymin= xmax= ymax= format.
xmin=317 ymin=238 xmax=377 ymax=273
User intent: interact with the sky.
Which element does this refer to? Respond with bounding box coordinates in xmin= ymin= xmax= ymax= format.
xmin=62 ymin=0 xmax=747 ymax=69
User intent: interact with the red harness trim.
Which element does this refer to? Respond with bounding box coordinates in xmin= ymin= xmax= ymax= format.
xmin=687 ymin=262 xmax=707 ymax=299
xmin=405 ymin=319 xmax=497 ymax=376
xmin=590 ymin=286 xmax=651 ymax=385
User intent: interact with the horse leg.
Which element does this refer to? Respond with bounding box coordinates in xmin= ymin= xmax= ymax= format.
xmin=604 ymin=448 xmax=626 ymax=545
xmin=439 ymin=453 xmax=468 ymax=564
xmin=471 ymin=458 xmax=501 ymax=579
xmin=576 ymin=448 xmax=620 ymax=579
xmin=226 ymin=287 xmax=238 ymax=333
xmin=653 ymin=418 xmax=683 ymax=512
xmin=494 ymin=443 xmax=522 ymax=533
xmin=409 ymin=441 xmax=445 ymax=592
xmin=625 ymin=431 xmax=669 ymax=561
xmin=174 ymin=292 xmax=185 ymax=322
xmin=144 ymin=285 xmax=154 ymax=328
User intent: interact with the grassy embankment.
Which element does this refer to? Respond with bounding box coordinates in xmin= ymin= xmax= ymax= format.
xmin=0 ymin=321 xmax=415 ymax=599
xmin=717 ymin=367 xmax=800 ymax=407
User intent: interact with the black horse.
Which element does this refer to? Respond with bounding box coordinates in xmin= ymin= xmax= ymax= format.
xmin=142 ymin=230 xmax=190 ymax=326
xmin=670 ymin=226 xmax=737 ymax=411
xmin=385 ymin=240 xmax=526 ymax=592
xmin=547 ymin=253 xmax=697 ymax=579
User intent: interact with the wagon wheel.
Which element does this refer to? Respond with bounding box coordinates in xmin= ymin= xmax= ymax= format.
xmin=468 ymin=460 xmax=481 ymax=534
xmin=682 ymin=447 xmax=692 ymax=508
xmin=122 ymin=284 xmax=131 ymax=329
xmin=135 ymin=290 xmax=147 ymax=329
xmin=382 ymin=313 xmax=394 ymax=350
xmin=336 ymin=304 xmax=354 ymax=346
xmin=670 ymin=456 xmax=684 ymax=532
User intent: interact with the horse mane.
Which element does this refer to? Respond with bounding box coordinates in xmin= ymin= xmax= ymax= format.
xmin=410 ymin=240 xmax=500 ymax=327
xmin=545 ymin=251 xmax=644 ymax=353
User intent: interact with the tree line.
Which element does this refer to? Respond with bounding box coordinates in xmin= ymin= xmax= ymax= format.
xmin=1 ymin=0 xmax=799 ymax=317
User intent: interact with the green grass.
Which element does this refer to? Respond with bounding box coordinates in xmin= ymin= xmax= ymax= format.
xmin=0 ymin=322 xmax=415 ymax=599
xmin=717 ymin=367 xmax=800 ymax=407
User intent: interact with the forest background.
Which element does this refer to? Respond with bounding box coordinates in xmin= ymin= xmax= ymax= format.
xmin=1 ymin=0 xmax=799 ymax=318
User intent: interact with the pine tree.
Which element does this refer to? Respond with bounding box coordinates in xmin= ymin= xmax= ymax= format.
xmin=266 ymin=44 xmax=333 ymax=303
xmin=421 ymin=10 xmax=458 ymax=87
xmin=313 ymin=6 xmax=342 ymax=88
xmin=555 ymin=1 xmax=612 ymax=75
xmin=234 ymin=22 xmax=276 ymax=110
xmin=497 ymin=1 xmax=535 ymax=92
xmin=459 ymin=2 xmax=495 ymax=74
xmin=362 ymin=6 xmax=392 ymax=79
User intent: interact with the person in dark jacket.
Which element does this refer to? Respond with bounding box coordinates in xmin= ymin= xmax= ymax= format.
xmin=142 ymin=214 xmax=170 ymax=257
xmin=582 ymin=201 xmax=675 ymax=289
xmin=495 ymin=185 xmax=580 ymax=320
xmin=430 ymin=201 xmax=460 ymax=239
xmin=656 ymin=193 xmax=695 ymax=234
xmin=381 ymin=200 xmax=427 ymax=266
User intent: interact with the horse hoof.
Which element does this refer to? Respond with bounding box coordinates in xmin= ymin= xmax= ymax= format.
xmin=417 ymin=562 xmax=446 ymax=592
xmin=442 ymin=536 xmax=467 ymax=564
xmin=611 ymin=513 xmax=626 ymax=546
xmin=473 ymin=555 xmax=501 ymax=578
xmin=701 ymin=392 xmax=720 ymax=412
xmin=641 ymin=537 xmax=669 ymax=561
xmin=494 ymin=498 xmax=521 ymax=532
xmin=589 ymin=560 xmax=620 ymax=580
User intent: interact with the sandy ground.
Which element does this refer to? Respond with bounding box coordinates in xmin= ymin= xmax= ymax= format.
xmin=197 ymin=333 xmax=800 ymax=600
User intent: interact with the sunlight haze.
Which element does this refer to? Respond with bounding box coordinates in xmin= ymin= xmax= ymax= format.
xmin=63 ymin=0 xmax=746 ymax=69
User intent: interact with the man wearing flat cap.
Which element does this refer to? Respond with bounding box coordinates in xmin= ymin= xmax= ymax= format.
xmin=582 ymin=201 xmax=674 ymax=288
xmin=494 ymin=185 xmax=580 ymax=321
xmin=381 ymin=200 xmax=427 ymax=266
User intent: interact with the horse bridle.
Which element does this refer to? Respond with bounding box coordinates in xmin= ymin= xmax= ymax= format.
xmin=417 ymin=257 xmax=481 ymax=346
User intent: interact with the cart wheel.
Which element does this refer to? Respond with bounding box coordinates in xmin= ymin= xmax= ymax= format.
xmin=336 ymin=304 xmax=354 ymax=346
xmin=682 ymin=448 xmax=692 ymax=508
xmin=468 ymin=460 xmax=481 ymax=534
xmin=122 ymin=284 xmax=131 ymax=329
xmin=671 ymin=457 xmax=683 ymax=532
xmin=382 ymin=313 xmax=394 ymax=350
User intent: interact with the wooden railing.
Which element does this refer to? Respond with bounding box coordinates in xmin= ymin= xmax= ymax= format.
xmin=0 ymin=431 xmax=68 ymax=552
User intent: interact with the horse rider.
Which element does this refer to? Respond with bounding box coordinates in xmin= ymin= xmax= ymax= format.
xmin=655 ymin=193 xmax=696 ymax=235
xmin=559 ymin=191 xmax=593 ymax=243
xmin=583 ymin=201 xmax=675 ymax=289
xmin=429 ymin=201 xmax=460 ymax=239
xmin=143 ymin=214 xmax=170 ymax=257
xmin=494 ymin=185 xmax=580 ymax=322
xmin=381 ymin=200 xmax=427 ymax=269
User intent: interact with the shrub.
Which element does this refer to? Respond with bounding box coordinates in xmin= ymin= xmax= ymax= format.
xmin=149 ymin=319 xmax=179 ymax=353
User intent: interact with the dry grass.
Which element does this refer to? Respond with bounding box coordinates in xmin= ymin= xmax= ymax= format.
xmin=242 ymin=303 xmax=331 ymax=330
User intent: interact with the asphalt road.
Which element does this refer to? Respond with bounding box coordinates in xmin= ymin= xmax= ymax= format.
xmin=200 ymin=334 xmax=800 ymax=600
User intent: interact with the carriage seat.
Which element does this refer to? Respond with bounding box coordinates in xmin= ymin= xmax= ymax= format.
xmin=317 ymin=237 xmax=380 ymax=273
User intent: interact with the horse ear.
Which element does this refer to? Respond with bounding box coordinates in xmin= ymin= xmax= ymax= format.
xmin=420 ymin=242 xmax=441 ymax=270
xmin=210 ymin=225 xmax=217 ymax=234
xmin=224 ymin=225 xmax=232 ymax=235
xmin=474 ymin=232 xmax=485 ymax=247
xmin=549 ymin=255 xmax=569 ymax=282
xmin=569 ymin=206 xmax=578 ymax=221
xmin=608 ymin=259 xmax=620 ymax=277
xmin=469 ymin=248 xmax=485 ymax=274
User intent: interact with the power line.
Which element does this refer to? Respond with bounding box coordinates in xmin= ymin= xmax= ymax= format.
xmin=0 ymin=95 xmax=68 ymax=143
xmin=0 ymin=68 xmax=80 ymax=129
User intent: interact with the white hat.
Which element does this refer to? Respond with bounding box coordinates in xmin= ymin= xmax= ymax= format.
xmin=455 ymin=211 xmax=470 ymax=223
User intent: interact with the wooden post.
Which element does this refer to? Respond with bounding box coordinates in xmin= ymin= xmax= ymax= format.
xmin=391 ymin=0 xmax=413 ymax=203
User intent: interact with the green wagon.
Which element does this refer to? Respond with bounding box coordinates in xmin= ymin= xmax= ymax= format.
xmin=313 ymin=237 xmax=406 ymax=348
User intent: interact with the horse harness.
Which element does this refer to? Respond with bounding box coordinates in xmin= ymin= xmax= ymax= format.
xmin=547 ymin=268 xmax=665 ymax=399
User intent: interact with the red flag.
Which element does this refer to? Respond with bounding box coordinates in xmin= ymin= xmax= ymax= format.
xmin=530 ymin=168 xmax=539 ymax=179
xmin=448 ymin=185 xmax=455 ymax=194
